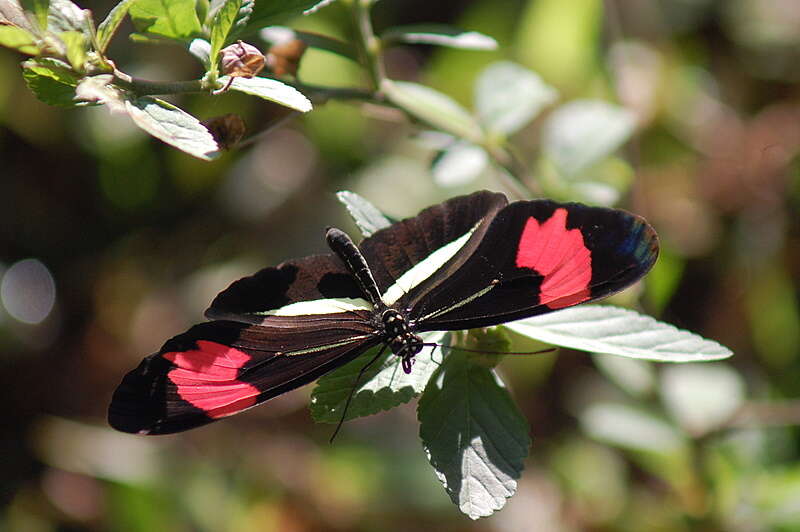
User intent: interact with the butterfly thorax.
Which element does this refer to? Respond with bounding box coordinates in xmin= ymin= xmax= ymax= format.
xmin=382 ymin=308 xmax=423 ymax=373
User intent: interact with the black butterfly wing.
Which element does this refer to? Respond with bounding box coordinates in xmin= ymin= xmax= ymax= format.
xmin=403 ymin=200 xmax=659 ymax=331
xmin=109 ymin=314 xmax=380 ymax=434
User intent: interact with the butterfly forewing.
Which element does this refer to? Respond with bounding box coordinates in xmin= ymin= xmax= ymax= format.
xmin=406 ymin=200 xmax=658 ymax=331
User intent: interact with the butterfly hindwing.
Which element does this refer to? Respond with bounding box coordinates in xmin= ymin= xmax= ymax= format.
xmin=108 ymin=315 xmax=380 ymax=434
xmin=404 ymin=200 xmax=658 ymax=331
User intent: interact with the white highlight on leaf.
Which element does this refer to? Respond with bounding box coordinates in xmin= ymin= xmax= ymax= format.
xmin=188 ymin=38 xmax=211 ymax=66
xmin=382 ymin=226 xmax=477 ymax=306
xmin=504 ymin=305 xmax=733 ymax=362
xmin=260 ymin=297 xmax=373 ymax=316
xmin=220 ymin=76 xmax=312 ymax=112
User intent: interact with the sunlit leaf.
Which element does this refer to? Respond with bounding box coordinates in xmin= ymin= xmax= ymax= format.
xmin=47 ymin=0 xmax=87 ymax=33
xmin=125 ymin=96 xmax=220 ymax=160
xmin=310 ymin=331 xmax=447 ymax=423
xmin=581 ymin=402 xmax=686 ymax=454
xmin=0 ymin=24 xmax=39 ymax=54
xmin=220 ymin=75 xmax=312 ymax=112
xmin=188 ymin=38 xmax=211 ymax=66
xmin=382 ymin=80 xmax=483 ymax=143
xmin=1 ymin=0 xmax=35 ymax=31
xmin=593 ymin=353 xmax=655 ymax=397
xmin=504 ymin=305 xmax=733 ymax=362
xmin=96 ymin=0 xmax=136 ymax=52
xmin=60 ymin=29 xmax=86 ymax=70
xmin=475 ymin=61 xmax=557 ymax=135
xmin=128 ymin=0 xmax=202 ymax=41
xmin=208 ymin=0 xmax=241 ymax=72
xmin=20 ymin=0 xmax=48 ymax=31
xmin=431 ymin=140 xmax=488 ymax=187
xmin=382 ymin=24 xmax=497 ymax=50
xmin=22 ymin=58 xmax=84 ymax=106
xmin=542 ymin=99 xmax=636 ymax=177
xmin=419 ymin=353 xmax=529 ymax=519
xmin=336 ymin=190 xmax=392 ymax=237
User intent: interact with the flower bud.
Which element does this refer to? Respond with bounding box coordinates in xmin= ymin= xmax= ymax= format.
xmin=220 ymin=41 xmax=266 ymax=78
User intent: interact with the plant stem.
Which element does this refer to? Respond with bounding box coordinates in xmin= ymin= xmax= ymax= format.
xmin=113 ymin=70 xmax=206 ymax=95
xmin=350 ymin=0 xmax=385 ymax=92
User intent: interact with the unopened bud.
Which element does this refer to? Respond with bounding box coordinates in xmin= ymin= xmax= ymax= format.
xmin=266 ymin=39 xmax=307 ymax=77
xmin=202 ymin=114 xmax=246 ymax=150
xmin=220 ymin=41 xmax=266 ymax=78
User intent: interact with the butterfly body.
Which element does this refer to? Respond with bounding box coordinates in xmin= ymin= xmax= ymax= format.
xmin=109 ymin=191 xmax=658 ymax=435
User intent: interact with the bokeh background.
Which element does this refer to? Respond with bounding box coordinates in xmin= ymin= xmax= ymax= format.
xmin=2 ymin=0 xmax=800 ymax=530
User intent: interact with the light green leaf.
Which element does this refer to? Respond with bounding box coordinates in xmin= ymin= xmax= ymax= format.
xmin=125 ymin=96 xmax=220 ymax=160
xmin=431 ymin=140 xmax=488 ymax=187
xmin=96 ymin=0 xmax=136 ymax=52
xmin=310 ymin=331 xmax=447 ymax=423
xmin=504 ymin=305 xmax=733 ymax=362
xmin=47 ymin=0 xmax=87 ymax=33
xmin=60 ymin=29 xmax=86 ymax=70
xmin=382 ymin=24 xmax=497 ymax=50
xmin=128 ymin=0 xmax=202 ymax=41
xmin=220 ymin=75 xmax=312 ymax=112
xmin=22 ymin=58 xmax=83 ymax=106
xmin=382 ymin=80 xmax=483 ymax=143
xmin=260 ymin=26 xmax=356 ymax=61
xmin=0 ymin=24 xmax=39 ymax=54
xmin=475 ymin=61 xmax=557 ymax=135
xmin=336 ymin=190 xmax=392 ymax=237
xmin=541 ymin=99 xmax=636 ymax=177
xmin=208 ymin=0 xmax=241 ymax=72
xmin=660 ymin=364 xmax=745 ymax=436
xmin=581 ymin=402 xmax=686 ymax=454
xmin=418 ymin=353 xmax=530 ymax=519
xmin=21 ymin=0 xmax=48 ymax=31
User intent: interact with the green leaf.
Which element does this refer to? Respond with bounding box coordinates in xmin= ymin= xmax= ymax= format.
xmin=128 ymin=0 xmax=202 ymax=41
xmin=239 ymin=0 xmax=329 ymax=36
xmin=208 ymin=0 xmax=241 ymax=73
xmin=96 ymin=0 xmax=136 ymax=52
xmin=475 ymin=61 xmax=557 ymax=135
xmin=260 ymin=26 xmax=356 ymax=61
xmin=382 ymin=24 xmax=497 ymax=50
xmin=431 ymin=140 xmax=488 ymax=187
xmin=75 ymin=74 xmax=125 ymax=110
xmin=220 ymin=75 xmax=312 ymax=112
xmin=47 ymin=0 xmax=87 ymax=33
xmin=60 ymin=29 xmax=86 ymax=70
xmin=382 ymin=80 xmax=483 ymax=144
xmin=0 ymin=24 xmax=39 ymax=54
xmin=22 ymin=58 xmax=83 ymax=107
xmin=660 ymin=364 xmax=745 ymax=436
xmin=21 ymin=0 xmax=48 ymax=31
xmin=541 ymin=99 xmax=636 ymax=177
xmin=125 ymin=96 xmax=220 ymax=160
xmin=418 ymin=352 xmax=530 ymax=519
xmin=504 ymin=305 xmax=733 ymax=362
xmin=336 ymin=190 xmax=392 ymax=237
xmin=310 ymin=331 xmax=447 ymax=423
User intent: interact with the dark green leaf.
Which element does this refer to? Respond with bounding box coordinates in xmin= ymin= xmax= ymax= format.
xmin=336 ymin=190 xmax=392 ymax=237
xmin=22 ymin=58 xmax=84 ymax=107
xmin=418 ymin=352 xmax=530 ymax=519
xmin=208 ymin=0 xmax=241 ymax=73
xmin=125 ymin=96 xmax=220 ymax=160
xmin=382 ymin=24 xmax=497 ymax=50
xmin=96 ymin=0 xmax=136 ymax=52
xmin=310 ymin=331 xmax=447 ymax=423
xmin=0 ymin=24 xmax=39 ymax=54
xmin=128 ymin=0 xmax=202 ymax=41
xmin=20 ymin=0 xmax=48 ymax=31
xmin=238 ymin=0 xmax=331 ymax=37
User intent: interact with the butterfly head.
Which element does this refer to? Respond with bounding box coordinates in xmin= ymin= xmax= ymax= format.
xmin=382 ymin=309 xmax=423 ymax=373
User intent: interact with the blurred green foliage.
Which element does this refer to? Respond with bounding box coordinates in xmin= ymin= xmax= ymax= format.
xmin=2 ymin=0 xmax=800 ymax=529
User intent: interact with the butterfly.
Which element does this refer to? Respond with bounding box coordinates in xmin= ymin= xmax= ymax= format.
xmin=108 ymin=191 xmax=658 ymax=435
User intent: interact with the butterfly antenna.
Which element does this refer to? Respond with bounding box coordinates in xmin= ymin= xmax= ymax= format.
xmin=329 ymin=344 xmax=389 ymax=444
xmin=419 ymin=342 xmax=556 ymax=356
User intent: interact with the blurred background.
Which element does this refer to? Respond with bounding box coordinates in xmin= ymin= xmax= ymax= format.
xmin=2 ymin=0 xmax=799 ymax=530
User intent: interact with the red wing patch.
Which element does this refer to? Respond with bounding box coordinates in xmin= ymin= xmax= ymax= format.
xmin=164 ymin=341 xmax=260 ymax=419
xmin=515 ymin=208 xmax=592 ymax=309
